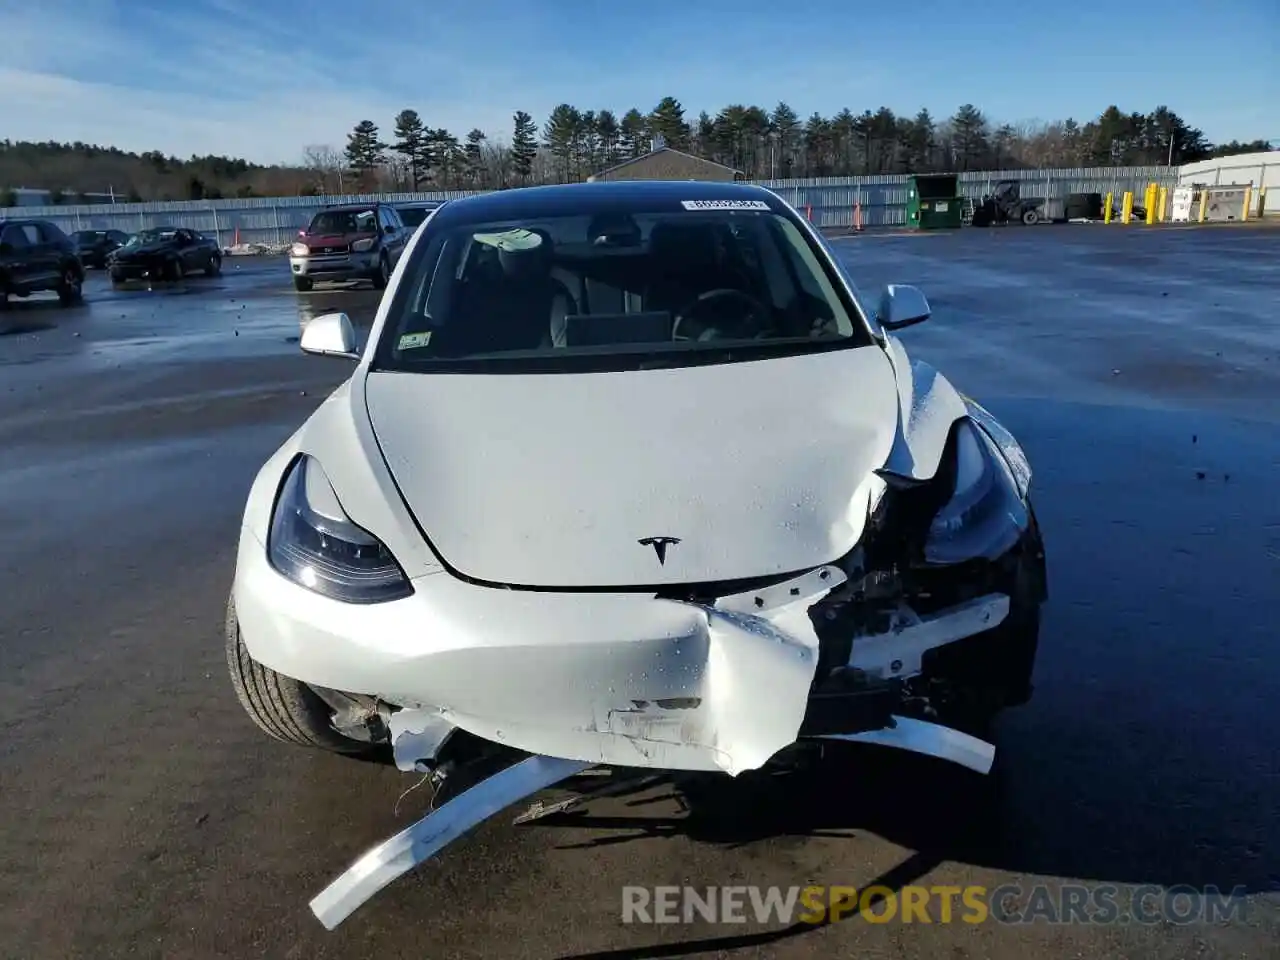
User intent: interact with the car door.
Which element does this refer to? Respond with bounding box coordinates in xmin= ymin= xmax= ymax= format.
xmin=0 ymin=223 xmax=37 ymax=290
xmin=20 ymin=222 xmax=59 ymax=285
xmin=380 ymin=207 xmax=406 ymax=263
xmin=173 ymin=229 xmax=199 ymax=269
xmin=36 ymin=221 xmax=74 ymax=278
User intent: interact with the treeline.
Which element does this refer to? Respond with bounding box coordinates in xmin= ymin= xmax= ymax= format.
xmin=2 ymin=102 xmax=1273 ymax=203
xmin=312 ymin=101 xmax=1266 ymax=193
xmin=0 ymin=140 xmax=305 ymax=206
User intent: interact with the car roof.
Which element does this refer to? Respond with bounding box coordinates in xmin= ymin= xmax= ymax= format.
xmin=396 ymin=200 xmax=443 ymax=207
xmin=319 ymin=203 xmax=383 ymax=212
xmin=429 ymin=180 xmax=786 ymax=225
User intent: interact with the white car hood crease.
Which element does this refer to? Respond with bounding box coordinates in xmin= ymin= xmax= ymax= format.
xmin=363 ymin=347 xmax=901 ymax=587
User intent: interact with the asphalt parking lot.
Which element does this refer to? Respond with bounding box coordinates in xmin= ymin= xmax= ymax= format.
xmin=1 ymin=225 xmax=1278 ymax=959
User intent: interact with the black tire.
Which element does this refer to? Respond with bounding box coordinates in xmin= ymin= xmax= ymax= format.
xmin=225 ymin=594 xmax=374 ymax=755
xmin=56 ymin=266 xmax=83 ymax=305
xmin=1021 ymin=208 xmax=1040 ymax=226
xmin=166 ymin=258 xmax=183 ymax=281
xmin=204 ymin=253 xmax=222 ymax=277
xmin=293 ymin=276 xmax=313 ymax=292
xmin=110 ymin=271 xmax=125 ymax=286
xmin=371 ymin=254 xmax=390 ymax=290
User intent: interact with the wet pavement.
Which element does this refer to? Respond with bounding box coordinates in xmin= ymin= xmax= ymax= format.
xmin=1 ymin=228 xmax=1278 ymax=959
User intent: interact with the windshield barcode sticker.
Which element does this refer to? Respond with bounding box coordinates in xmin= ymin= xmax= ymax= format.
xmin=680 ymin=200 xmax=771 ymax=211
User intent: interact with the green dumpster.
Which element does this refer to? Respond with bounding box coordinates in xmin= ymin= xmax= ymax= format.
xmin=905 ymin=174 xmax=963 ymax=230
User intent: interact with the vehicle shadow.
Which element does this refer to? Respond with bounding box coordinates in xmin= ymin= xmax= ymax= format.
xmin=527 ymin=723 xmax=1273 ymax=960
xmin=0 ymin=296 xmax=85 ymax=334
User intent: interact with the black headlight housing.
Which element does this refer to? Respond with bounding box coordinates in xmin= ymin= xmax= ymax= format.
xmin=267 ymin=455 xmax=414 ymax=603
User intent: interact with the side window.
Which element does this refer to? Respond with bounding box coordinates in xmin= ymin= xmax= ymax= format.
xmin=21 ymin=224 xmax=42 ymax=246
xmin=38 ymin=221 xmax=67 ymax=243
xmin=1 ymin=224 xmax=30 ymax=248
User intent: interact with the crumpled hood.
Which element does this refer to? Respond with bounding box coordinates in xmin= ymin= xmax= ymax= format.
xmin=113 ymin=243 xmax=171 ymax=259
xmin=363 ymin=347 xmax=900 ymax=587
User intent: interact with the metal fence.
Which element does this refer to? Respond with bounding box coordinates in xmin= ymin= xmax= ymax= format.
xmin=1 ymin=166 xmax=1177 ymax=247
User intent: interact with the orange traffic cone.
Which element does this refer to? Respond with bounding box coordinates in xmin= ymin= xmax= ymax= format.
xmin=853 ymin=200 xmax=863 ymax=232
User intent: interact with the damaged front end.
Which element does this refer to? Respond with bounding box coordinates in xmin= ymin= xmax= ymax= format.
xmin=304 ymin=410 xmax=1047 ymax=929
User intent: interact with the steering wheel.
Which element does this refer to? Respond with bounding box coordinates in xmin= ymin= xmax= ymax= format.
xmin=671 ymin=288 xmax=774 ymax=342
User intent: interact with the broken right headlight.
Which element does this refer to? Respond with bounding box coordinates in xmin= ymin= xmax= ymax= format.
xmin=924 ymin=418 xmax=1028 ymax=565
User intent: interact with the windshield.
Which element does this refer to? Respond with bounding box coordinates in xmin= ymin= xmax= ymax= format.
xmin=375 ymin=204 xmax=869 ymax=374
xmin=397 ymin=205 xmax=438 ymax=227
xmin=129 ymin=228 xmax=177 ymax=245
xmin=308 ymin=209 xmax=376 ymax=235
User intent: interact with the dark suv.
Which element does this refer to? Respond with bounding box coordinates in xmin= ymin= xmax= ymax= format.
xmin=0 ymin=218 xmax=85 ymax=309
xmin=72 ymin=229 xmax=131 ymax=268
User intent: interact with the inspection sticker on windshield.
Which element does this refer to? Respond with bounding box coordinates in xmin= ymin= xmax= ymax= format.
xmin=680 ymin=199 xmax=770 ymax=211
xmin=398 ymin=331 xmax=432 ymax=350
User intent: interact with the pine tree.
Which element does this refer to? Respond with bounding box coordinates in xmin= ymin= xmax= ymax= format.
xmin=510 ymin=111 xmax=538 ymax=183
xmin=464 ymin=129 xmax=486 ymax=187
xmin=345 ymin=120 xmax=387 ymax=190
xmin=392 ymin=110 xmax=430 ymax=189
xmin=648 ymin=96 xmax=689 ymax=150
xmin=543 ymin=104 xmax=579 ymax=183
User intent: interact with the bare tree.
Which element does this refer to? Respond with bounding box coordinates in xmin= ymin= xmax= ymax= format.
xmin=481 ymin=139 xmax=513 ymax=189
xmin=302 ymin=144 xmax=345 ymax=194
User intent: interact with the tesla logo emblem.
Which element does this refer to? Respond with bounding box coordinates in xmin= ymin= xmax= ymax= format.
xmin=638 ymin=536 xmax=681 ymax=565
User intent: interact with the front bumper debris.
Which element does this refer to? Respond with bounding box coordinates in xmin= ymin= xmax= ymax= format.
xmin=298 ymin=561 xmax=1014 ymax=931
xmin=312 ymin=714 xmax=993 ymax=930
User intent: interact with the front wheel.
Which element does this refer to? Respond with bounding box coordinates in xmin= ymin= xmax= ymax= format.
xmin=225 ymin=595 xmax=375 ymax=755
xmin=1021 ymin=208 xmax=1040 ymax=226
xmin=293 ymin=276 xmax=313 ymax=292
xmin=371 ymin=254 xmax=390 ymax=290
xmin=166 ymin=258 xmax=183 ymax=281
xmin=204 ymin=253 xmax=222 ymax=277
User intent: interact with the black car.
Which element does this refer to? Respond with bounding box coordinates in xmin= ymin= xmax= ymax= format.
xmin=0 ymin=218 xmax=85 ymax=309
xmin=394 ymin=201 xmax=444 ymax=229
xmin=72 ymin=229 xmax=131 ymax=268
xmin=108 ymin=227 xmax=222 ymax=284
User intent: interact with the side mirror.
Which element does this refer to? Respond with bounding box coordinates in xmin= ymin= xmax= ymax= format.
xmin=877 ymin=284 xmax=931 ymax=331
xmin=300 ymin=311 xmax=359 ymax=359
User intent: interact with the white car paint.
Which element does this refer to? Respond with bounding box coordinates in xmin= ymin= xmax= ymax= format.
xmin=364 ymin=346 xmax=899 ymax=587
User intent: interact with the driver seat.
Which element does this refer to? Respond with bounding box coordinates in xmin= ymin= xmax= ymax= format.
xmin=641 ymin=222 xmax=738 ymax=315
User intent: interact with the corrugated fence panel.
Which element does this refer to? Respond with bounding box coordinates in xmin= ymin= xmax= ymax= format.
xmin=2 ymin=169 xmax=1178 ymax=242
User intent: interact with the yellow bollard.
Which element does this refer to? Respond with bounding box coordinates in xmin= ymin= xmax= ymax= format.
xmin=1104 ymin=192 xmax=1114 ymax=224
xmin=1158 ymin=186 xmax=1168 ymax=222
xmin=1145 ymin=187 xmax=1156 ymax=225
xmin=1122 ymin=191 xmax=1133 ymax=224
xmin=1241 ymin=185 xmax=1252 ymax=221
xmin=1197 ymin=190 xmax=1208 ymax=223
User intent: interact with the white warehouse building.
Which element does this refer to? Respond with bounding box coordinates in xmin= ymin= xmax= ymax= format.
xmin=1176 ymin=150 xmax=1278 ymax=215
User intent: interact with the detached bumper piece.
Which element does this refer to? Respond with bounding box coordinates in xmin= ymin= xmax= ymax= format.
xmin=310 ymin=755 xmax=590 ymax=929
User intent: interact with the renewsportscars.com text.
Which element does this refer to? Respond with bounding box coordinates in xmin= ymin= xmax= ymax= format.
xmin=621 ymin=884 xmax=1249 ymax=926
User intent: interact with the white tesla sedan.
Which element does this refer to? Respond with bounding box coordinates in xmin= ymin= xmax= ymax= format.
xmin=226 ymin=181 xmax=1047 ymax=927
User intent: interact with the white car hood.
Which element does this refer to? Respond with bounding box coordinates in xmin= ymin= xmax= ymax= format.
xmin=363 ymin=347 xmax=900 ymax=587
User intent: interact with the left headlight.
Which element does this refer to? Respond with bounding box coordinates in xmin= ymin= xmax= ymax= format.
xmin=267 ymin=455 xmax=414 ymax=603
xmin=924 ymin=418 xmax=1029 ymax=565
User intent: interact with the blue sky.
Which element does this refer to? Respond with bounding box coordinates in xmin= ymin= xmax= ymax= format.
xmin=1 ymin=0 xmax=1275 ymax=164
